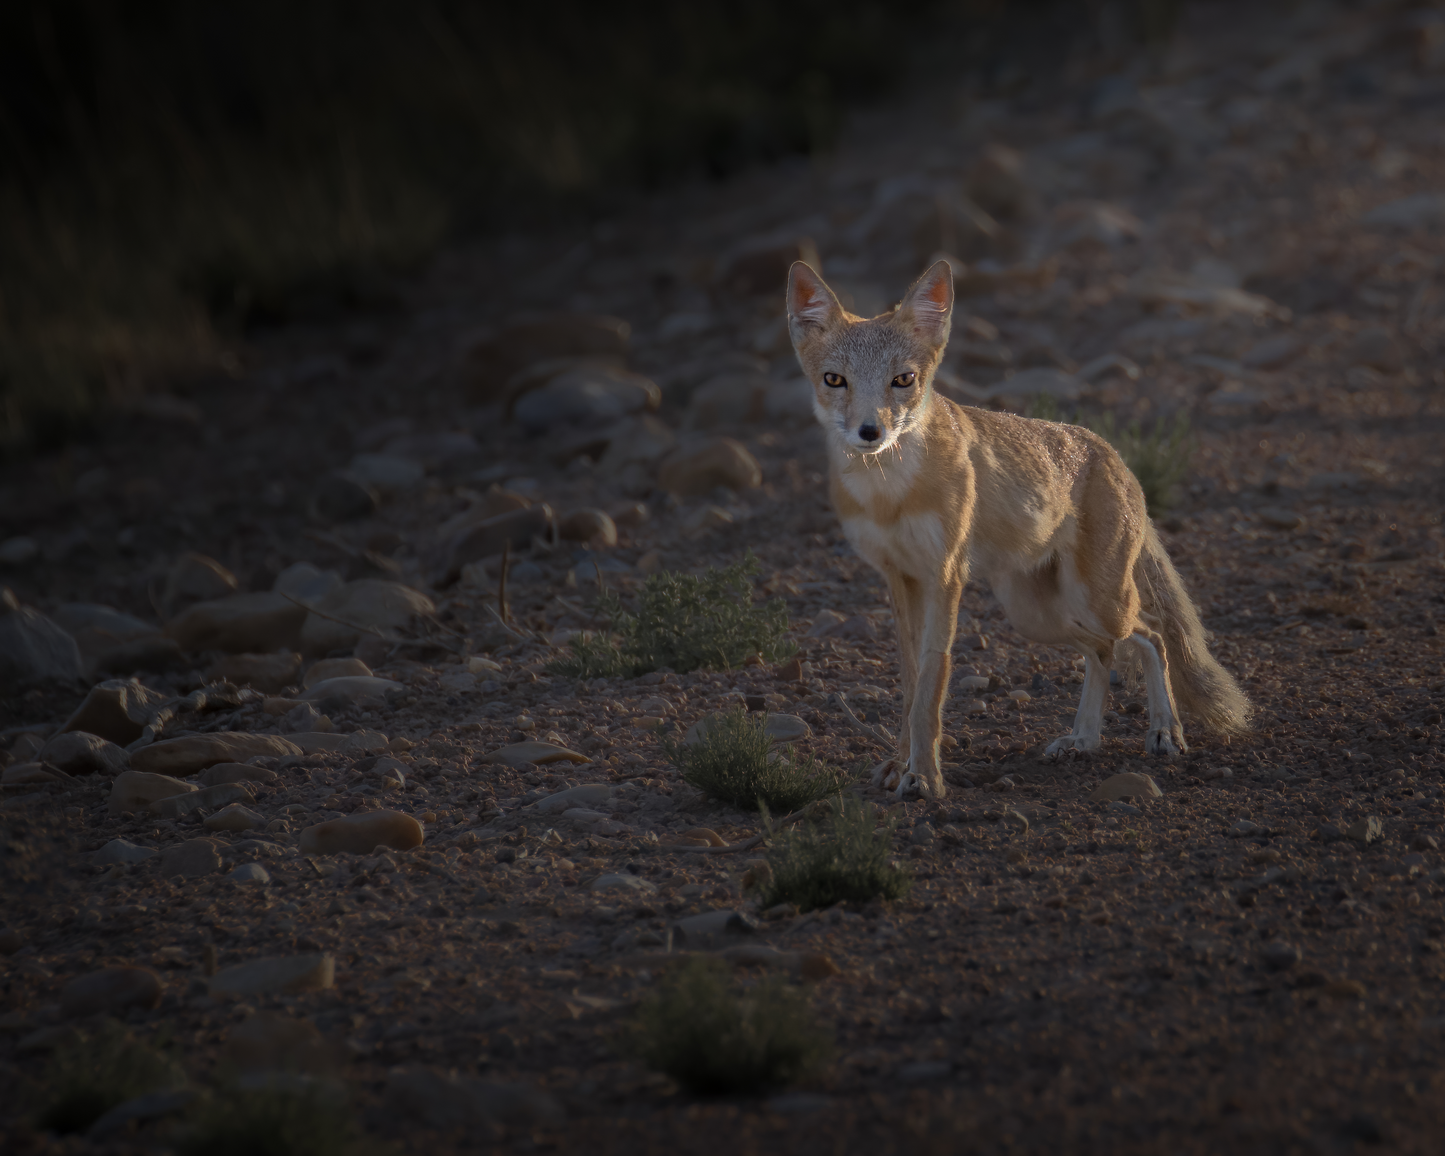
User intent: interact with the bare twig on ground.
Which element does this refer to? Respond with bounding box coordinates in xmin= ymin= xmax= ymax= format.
xmin=500 ymin=541 xmax=511 ymax=625
xmin=278 ymin=592 xmax=391 ymax=640
xmin=832 ymin=693 xmax=894 ymax=745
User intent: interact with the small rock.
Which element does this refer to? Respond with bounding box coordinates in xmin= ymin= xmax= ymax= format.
xmin=672 ymin=910 xmax=758 ymax=949
xmin=1257 ymin=507 xmax=1303 ymax=531
xmin=272 ymin=562 xmax=344 ymax=607
xmin=590 ymin=873 xmax=657 ymax=894
xmin=1229 ymin=819 xmax=1262 ymax=838
xmin=209 ymin=953 xmax=335 ymax=998
xmin=1090 ymin=772 xmax=1163 ymax=803
xmin=159 ymin=838 xmax=224 ymax=878
xmin=0 ymin=536 xmax=40 ymax=566
xmin=3 ymin=762 xmax=61 ymax=785
xmin=93 ymin=838 xmax=158 ymax=866
xmin=657 ymin=437 xmax=762 ymax=497
xmin=60 ymin=967 xmax=163 ymax=1018
xmin=808 ymin=609 xmax=847 ymax=638
xmin=1346 ymin=815 xmax=1384 ymax=846
xmin=1007 ymin=688 xmax=1031 ymax=702
xmin=162 ymin=553 xmax=237 ymax=616
xmin=1262 ymin=941 xmax=1301 ymax=971
xmin=39 ymin=731 xmax=130 ymax=776
xmin=110 ymin=770 xmax=197 ymax=815
xmin=531 ymin=783 xmax=616 ymax=813
xmin=679 ymin=827 xmax=726 ymax=847
xmin=204 ymin=651 xmax=302 ymax=694
xmin=1361 ymin=192 xmax=1445 ymax=231
xmin=51 ymin=603 xmax=163 ymax=674
xmin=131 ymin=733 xmax=301 ymax=776
xmin=1241 ymin=334 xmax=1304 ymax=369
xmin=229 ymin=863 xmax=271 ymax=885
xmin=205 ymin=803 xmax=267 ymax=832
xmin=312 ymin=470 xmax=379 ymax=522
xmin=484 ymin=741 xmax=590 ymax=767
xmin=300 ymin=579 xmax=435 ymax=656
xmin=150 ymin=782 xmax=254 ymax=819
xmin=165 ymin=592 xmax=309 ymax=654
xmin=299 ymin=809 xmax=424 ymax=855
xmin=197 ymin=763 xmax=280 ymax=788
xmin=349 ymin=452 xmax=425 ymax=494
xmin=1411 ymin=833 xmax=1439 ymax=852
xmin=513 ymin=365 xmax=659 ymax=434
xmin=303 ymin=657 xmax=372 ymax=688
xmin=0 ymin=599 xmax=84 ymax=684
xmin=442 ymin=504 xmax=554 ymax=584
xmin=559 ymin=508 xmax=618 ymax=546
xmin=58 ymin=678 xmax=171 ymax=745
xmin=300 ymin=676 xmax=403 ymax=710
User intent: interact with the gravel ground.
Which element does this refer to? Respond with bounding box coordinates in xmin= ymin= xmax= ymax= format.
xmin=3 ymin=3 xmax=1445 ymax=1153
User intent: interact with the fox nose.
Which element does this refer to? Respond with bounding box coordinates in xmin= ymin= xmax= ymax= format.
xmin=858 ymin=424 xmax=880 ymax=442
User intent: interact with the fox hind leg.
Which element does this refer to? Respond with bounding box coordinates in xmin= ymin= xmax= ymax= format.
xmin=1045 ymin=645 xmax=1112 ymax=757
xmin=1128 ymin=627 xmax=1187 ymax=757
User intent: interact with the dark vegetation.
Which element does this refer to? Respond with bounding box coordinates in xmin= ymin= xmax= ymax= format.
xmin=0 ymin=0 xmax=1179 ymax=453
xmin=756 ymin=793 xmax=913 ymax=911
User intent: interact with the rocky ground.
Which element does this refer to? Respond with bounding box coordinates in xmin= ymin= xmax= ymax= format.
xmin=5 ymin=2 xmax=1445 ymax=1153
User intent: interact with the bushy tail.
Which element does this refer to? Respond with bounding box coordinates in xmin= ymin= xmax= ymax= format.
xmin=1134 ymin=523 xmax=1251 ymax=734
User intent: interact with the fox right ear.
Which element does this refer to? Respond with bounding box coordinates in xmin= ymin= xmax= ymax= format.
xmin=787 ymin=262 xmax=842 ymax=337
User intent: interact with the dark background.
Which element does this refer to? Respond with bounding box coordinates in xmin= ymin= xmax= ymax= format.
xmin=0 ymin=1 xmax=1179 ymax=453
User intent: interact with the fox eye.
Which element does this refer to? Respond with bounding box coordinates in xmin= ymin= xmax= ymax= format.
xmin=822 ymin=372 xmax=846 ymax=388
xmin=892 ymin=372 xmax=917 ymax=389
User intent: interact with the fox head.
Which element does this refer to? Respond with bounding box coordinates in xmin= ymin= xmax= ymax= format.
xmin=786 ymin=260 xmax=954 ymax=455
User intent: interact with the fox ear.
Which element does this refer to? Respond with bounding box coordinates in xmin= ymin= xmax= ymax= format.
xmin=899 ymin=260 xmax=955 ymax=345
xmin=787 ymin=261 xmax=842 ymax=338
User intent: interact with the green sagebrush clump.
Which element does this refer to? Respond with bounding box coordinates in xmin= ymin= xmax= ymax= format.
xmin=175 ymin=1082 xmax=357 ymax=1156
xmin=549 ymin=553 xmax=795 ymax=679
xmin=1022 ymin=396 xmax=1192 ymax=516
xmin=659 ymin=708 xmax=850 ymax=813
xmin=37 ymin=1020 xmax=184 ymax=1135
xmin=634 ymin=957 xmax=830 ymax=1096
xmin=756 ymin=793 xmax=911 ymax=912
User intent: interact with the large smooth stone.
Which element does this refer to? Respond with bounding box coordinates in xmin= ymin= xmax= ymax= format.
xmin=303 ymin=657 xmax=372 ymax=688
xmin=93 ymin=838 xmax=157 ymax=865
xmin=299 ymin=810 xmax=424 ymax=856
xmin=51 ymin=603 xmax=163 ymax=676
xmin=196 ymin=763 xmax=280 ymax=787
xmin=530 ymin=783 xmax=615 ymax=813
xmin=61 ymin=967 xmax=163 ymax=1018
xmin=165 ymin=592 xmax=309 ymax=655
xmin=39 ymin=731 xmax=130 ymax=776
xmin=159 ymin=838 xmax=224 ymax=878
xmin=130 ymin=733 xmax=301 ymax=776
xmin=657 ymin=437 xmax=762 ymax=497
xmin=463 ymin=313 xmax=631 ymax=403
xmin=272 ymin=562 xmax=344 ymax=607
xmin=300 ymin=579 xmax=434 ymax=656
xmin=1089 ymin=772 xmax=1163 ymax=803
xmin=209 ymin=953 xmax=335 ymax=998
xmin=299 ymin=676 xmax=403 ymax=709
xmin=149 ymin=782 xmax=254 ymax=818
xmin=205 ymin=803 xmax=267 ymax=832
xmin=110 ymin=771 xmax=196 ymax=815
xmin=59 ymin=678 xmax=171 ymax=745
xmin=0 ymin=604 xmax=83 ymax=684
xmin=483 ymin=742 xmax=589 ymax=768
xmin=204 ymin=651 xmax=302 ymax=694
xmin=442 ymin=505 xmax=553 ymax=584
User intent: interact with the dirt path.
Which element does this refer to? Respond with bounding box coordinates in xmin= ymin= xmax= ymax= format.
xmin=4 ymin=3 xmax=1445 ymax=1153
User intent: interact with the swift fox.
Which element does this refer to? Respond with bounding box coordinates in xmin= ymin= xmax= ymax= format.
xmin=786 ymin=259 xmax=1249 ymax=799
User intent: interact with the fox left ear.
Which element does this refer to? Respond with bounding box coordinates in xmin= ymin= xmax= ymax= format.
xmin=900 ymin=260 xmax=954 ymax=346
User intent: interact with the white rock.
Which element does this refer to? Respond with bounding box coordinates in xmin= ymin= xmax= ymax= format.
xmin=229 ymin=863 xmax=271 ymax=885
xmin=209 ymin=953 xmax=335 ymax=998
xmin=532 ymin=784 xmax=616 ymax=813
xmin=300 ymin=676 xmax=403 ymax=707
xmin=589 ymin=873 xmax=657 ymax=894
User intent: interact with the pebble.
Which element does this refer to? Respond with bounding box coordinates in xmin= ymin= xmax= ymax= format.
xmin=312 ymin=469 xmax=379 ymax=522
xmin=1007 ymin=688 xmax=1031 ymax=702
xmin=298 ymin=809 xmax=425 ymax=855
xmin=1262 ymin=941 xmax=1301 ymax=971
xmin=672 ymin=910 xmax=758 ymax=949
xmin=229 ymin=862 xmax=272 ymax=885
xmin=204 ymin=803 xmax=267 ymax=832
xmin=589 ymin=873 xmax=658 ymax=894
xmin=204 ymin=651 xmax=302 ymax=695
xmin=1257 ymin=506 xmax=1303 ymax=530
xmin=131 ymin=732 xmax=302 ymax=776
xmin=443 ymin=505 xmax=554 ymax=583
xmin=159 ymin=838 xmax=224 ymax=878
xmin=1090 ymin=772 xmax=1163 ymax=803
xmin=60 ymin=967 xmax=163 ymax=1018
xmin=37 ymin=731 xmax=128 ymax=774
xmin=657 ymin=437 xmax=762 ymax=496
xmin=1229 ymin=819 xmax=1261 ymax=838
xmin=93 ymin=838 xmax=158 ymax=865
xmin=198 ymin=762 xmax=280 ymax=787
xmin=957 ymin=675 xmax=990 ymax=691
xmin=0 ymin=599 xmax=84 ymax=684
xmin=303 ymin=656 xmax=373 ymax=688
xmin=272 ymin=561 xmax=344 ymax=607
xmin=485 ymin=741 xmax=590 ymax=767
xmin=514 ymin=365 xmax=659 ymax=433
xmin=299 ymin=579 xmax=435 ymax=656
xmin=58 ymin=678 xmax=171 ymax=745
xmin=110 ymin=770 xmax=197 ymax=815
xmin=300 ymin=675 xmax=404 ymax=709
xmin=349 ymin=452 xmax=425 ymax=494
xmin=1347 ymin=815 xmax=1384 ymax=845
xmin=209 ymin=953 xmax=335 ymax=998
xmin=532 ymin=783 xmax=616 ymax=813
xmin=150 ymin=781 xmax=254 ymax=818
xmin=964 ymin=699 xmax=988 ymax=714
xmin=164 ymin=591 xmax=309 ymax=654
xmin=559 ymin=508 xmax=619 ymax=546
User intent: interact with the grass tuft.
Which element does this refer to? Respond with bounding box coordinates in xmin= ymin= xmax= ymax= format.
xmin=756 ymin=793 xmax=912 ymax=912
xmin=37 ymin=1020 xmax=184 ymax=1135
xmin=549 ymin=552 xmax=795 ymax=679
xmin=176 ymin=1082 xmax=356 ymax=1156
xmin=634 ymin=957 xmax=830 ymax=1095
xmin=659 ymin=708 xmax=850 ymax=812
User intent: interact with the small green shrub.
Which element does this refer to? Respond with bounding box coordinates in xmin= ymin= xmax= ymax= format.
xmin=176 ymin=1082 xmax=356 ymax=1156
xmin=549 ymin=552 xmax=795 ymax=679
xmin=660 ymin=709 xmax=850 ymax=812
xmin=635 ymin=957 xmax=830 ymax=1095
xmin=1086 ymin=411 xmax=1192 ymax=516
xmin=1022 ymin=393 xmax=1062 ymax=422
xmin=757 ymin=793 xmax=911 ymax=912
xmin=37 ymin=1021 xmax=184 ymax=1134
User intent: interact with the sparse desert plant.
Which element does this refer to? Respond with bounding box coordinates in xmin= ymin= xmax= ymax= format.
xmin=634 ymin=957 xmax=830 ymax=1095
xmin=176 ymin=1082 xmax=356 ymax=1156
xmin=659 ymin=708 xmax=850 ymax=812
xmin=549 ymin=553 xmax=795 ymax=679
xmin=37 ymin=1020 xmax=184 ymax=1135
xmin=756 ymin=793 xmax=912 ymax=911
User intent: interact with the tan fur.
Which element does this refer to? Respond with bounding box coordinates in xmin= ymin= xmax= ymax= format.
xmin=787 ymin=260 xmax=1250 ymax=799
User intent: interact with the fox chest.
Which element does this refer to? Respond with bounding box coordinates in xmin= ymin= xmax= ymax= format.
xmin=839 ymin=511 xmax=950 ymax=580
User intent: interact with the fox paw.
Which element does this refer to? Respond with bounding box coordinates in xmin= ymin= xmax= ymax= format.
xmin=1045 ymin=734 xmax=1100 ymax=758
xmin=1145 ymin=726 xmax=1187 ymax=759
xmin=870 ymin=759 xmax=905 ymax=790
